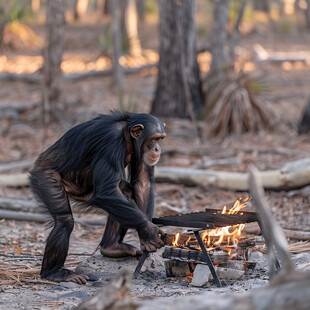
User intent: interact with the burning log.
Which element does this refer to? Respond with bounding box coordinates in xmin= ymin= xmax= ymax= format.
xmin=162 ymin=246 xmax=230 ymax=265
xmin=164 ymin=233 xmax=255 ymax=249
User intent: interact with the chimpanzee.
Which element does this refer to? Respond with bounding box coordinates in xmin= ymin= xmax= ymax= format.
xmin=29 ymin=112 xmax=166 ymax=284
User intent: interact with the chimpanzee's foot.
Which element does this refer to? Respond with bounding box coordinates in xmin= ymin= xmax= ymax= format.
xmin=100 ymin=242 xmax=142 ymax=258
xmin=42 ymin=268 xmax=89 ymax=285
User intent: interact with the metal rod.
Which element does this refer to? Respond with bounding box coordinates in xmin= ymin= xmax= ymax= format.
xmin=194 ymin=230 xmax=222 ymax=287
xmin=133 ymin=251 xmax=149 ymax=279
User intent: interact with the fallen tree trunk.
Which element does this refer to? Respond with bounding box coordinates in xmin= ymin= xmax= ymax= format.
xmin=0 ymin=209 xmax=106 ymax=226
xmin=155 ymin=158 xmax=310 ymax=191
xmin=1 ymin=158 xmax=310 ymax=191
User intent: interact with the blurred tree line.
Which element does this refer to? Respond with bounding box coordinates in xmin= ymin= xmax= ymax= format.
xmin=0 ymin=0 xmax=310 ymax=136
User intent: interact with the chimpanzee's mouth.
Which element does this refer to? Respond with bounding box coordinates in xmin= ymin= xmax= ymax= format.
xmin=145 ymin=154 xmax=160 ymax=165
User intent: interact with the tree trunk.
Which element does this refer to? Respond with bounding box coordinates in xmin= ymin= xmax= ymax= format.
xmin=253 ymin=0 xmax=270 ymax=12
xmin=97 ymin=0 xmax=106 ymax=16
xmin=43 ymin=0 xmax=66 ymax=123
xmin=151 ymin=0 xmax=201 ymax=119
xmin=298 ymin=95 xmax=310 ymax=134
xmin=126 ymin=0 xmax=142 ymax=57
xmin=306 ymin=0 xmax=310 ymax=29
xmin=136 ymin=0 xmax=145 ymax=22
xmin=210 ymin=0 xmax=230 ymax=72
xmin=110 ymin=0 xmax=124 ymax=89
xmin=0 ymin=22 xmax=6 ymax=50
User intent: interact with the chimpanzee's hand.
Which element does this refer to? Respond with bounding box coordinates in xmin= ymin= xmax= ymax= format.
xmin=138 ymin=221 xmax=165 ymax=252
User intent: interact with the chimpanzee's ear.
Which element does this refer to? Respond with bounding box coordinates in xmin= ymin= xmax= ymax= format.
xmin=130 ymin=124 xmax=144 ymax=139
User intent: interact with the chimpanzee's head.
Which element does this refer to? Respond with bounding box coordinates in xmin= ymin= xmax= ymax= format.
xmin=128 ymin=114 xmax=166 ymax=166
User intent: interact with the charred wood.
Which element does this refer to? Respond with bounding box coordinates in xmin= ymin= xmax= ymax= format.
xmin=162 ymin=246 xmax=229 ymax=265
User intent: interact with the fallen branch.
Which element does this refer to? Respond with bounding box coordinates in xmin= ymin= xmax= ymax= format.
xmin=0 ymin=73 xmax=41 ymax=83
xmin=0 ymin=159 xmax=34 ymax=173
xmin=0 ymin=102 xmax=39 ymax=114
xmin=245 ymin=222 xmax=310 ymax=241
xmin=254 ymin=44 xmax=310 ymax=63
xmin=0 ymin=173 xmax=29 ymax=187
xmin=0 ymin=210 xmax=106 ymax=226
xmin=0 ymin=197 xmax=41 ymax=212
xmin=0 ymin=63 xmax=157 ymax=84
xmin=249 ymin=164 xmax=294 ymax=277
xmin=282 ymin=229 xmax=310 ymax=241
xmin=155 ymin=158 xmax=310 ymax=191
xmin=253 ymin=241 xmax=310 ymax=254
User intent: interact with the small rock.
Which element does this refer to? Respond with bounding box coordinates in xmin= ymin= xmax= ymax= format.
xmin=59 ymin=291 xmax=90 ymax=299
xmin=53 ymin=286 xmax=66 ymax=291
xmin=59 ymin=282 xmax=80 ymax=289
xmin=91 ymin=281 xmax=105 ymax=287
xmin=86 ymin=271 xmax=105 ymax=281
xmin=191 ymin=264 xmax=211 ymax=287
xmin=191 ymin=265 xmax=245 ymax=287
xmin=215 ymin=267 xmax=245 ymax=280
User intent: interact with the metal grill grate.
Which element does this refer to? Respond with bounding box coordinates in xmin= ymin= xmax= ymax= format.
xmin=152 ymin=210 xmax=257 ymax=229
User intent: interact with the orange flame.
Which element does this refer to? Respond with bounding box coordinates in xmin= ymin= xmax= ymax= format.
xmin=172 ymin=197 xmax=250 ymax=256
xmin=172 ymin=233 xmax=180 ymax=247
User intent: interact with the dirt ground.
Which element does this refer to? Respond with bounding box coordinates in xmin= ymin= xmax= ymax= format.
xmin=0 ymin=17 xmax=310 ymax=309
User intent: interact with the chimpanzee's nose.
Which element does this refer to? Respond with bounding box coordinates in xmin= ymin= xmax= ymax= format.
xmin=155 ymin=145 xmax=160 ymax=153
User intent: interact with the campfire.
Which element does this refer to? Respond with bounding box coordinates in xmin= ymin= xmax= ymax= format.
xmin=151 ymin=197 xmax=258 ymax=287
xmin=171 ymin=197 xmax=251 ymax=255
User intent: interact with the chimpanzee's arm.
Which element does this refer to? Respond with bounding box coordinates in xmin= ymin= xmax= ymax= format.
xmin=87 ymin=160 xmax=149 ymax=229
xmin=88 ymin=188 xmax=148 ymax=229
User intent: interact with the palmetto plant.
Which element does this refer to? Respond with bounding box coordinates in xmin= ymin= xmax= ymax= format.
xmin=202 ymin=69 xmax=276 ymax=137
xmin=0 ymin=0 xmax=42 ymax=50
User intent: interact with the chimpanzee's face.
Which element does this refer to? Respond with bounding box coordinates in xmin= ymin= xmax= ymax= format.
xmin=129 ymin=117 xmax=166 ymax=166
xmin=142 ymin=132 xmax=166 ymax=166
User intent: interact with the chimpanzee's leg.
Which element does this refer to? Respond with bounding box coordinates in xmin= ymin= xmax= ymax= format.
xmin=100 ymin=216 xmax=142 ymax=257
xmin=99 ymin=181 xmax=142 ymax=258
xmin=29 ymin=169 xmax=88 ymax=284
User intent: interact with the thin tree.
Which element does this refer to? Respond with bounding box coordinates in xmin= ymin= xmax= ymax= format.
xmin=210 ymin=0 xmax=229 ymax=73
xmin=110 ymin=0 xmax=123 ymax=89
xmin=136 ymin=0 xmax=145 ymax=22
xmin=126 ymin=0 xmax=142 ymax=57
xmin=151 ymin=0 xmax=201 ymax=119
xmin=306 ymin=0 xmax=310 ymax=29
xmin=43 ymin=0 xmax=66 ymax=123
xmin=298 ymin=95 xmax=310 ymax=134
